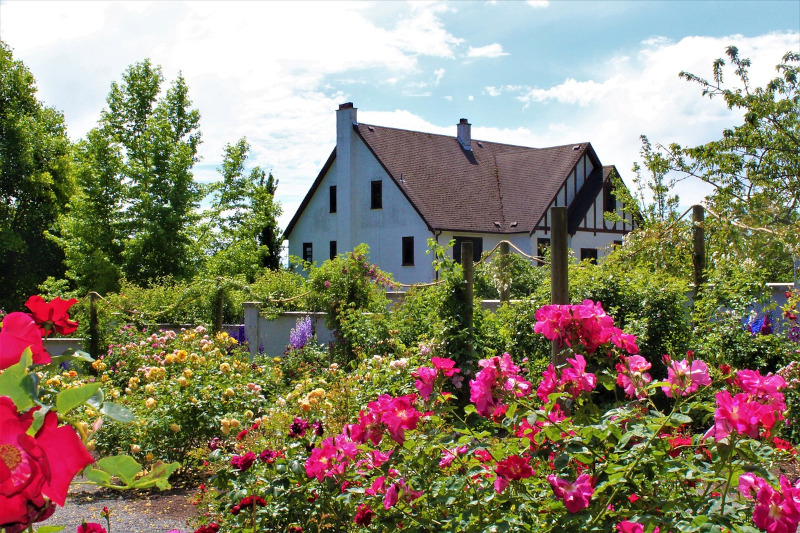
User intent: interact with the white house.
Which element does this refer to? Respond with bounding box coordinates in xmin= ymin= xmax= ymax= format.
xmin=283 ymin=103 xmax=638 ymax=285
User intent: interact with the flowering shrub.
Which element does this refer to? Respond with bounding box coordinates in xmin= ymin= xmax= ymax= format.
xmin=85 ymin=325 xmax=278 ymax=466
xmin=0 ymin=296 xmax=178 ymax=532
xmin=195 ymin=299 xmax=798 ymax=532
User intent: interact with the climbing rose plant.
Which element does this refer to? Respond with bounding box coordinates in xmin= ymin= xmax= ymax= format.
xmin=198 ymin=300 xmax=798 ymax=532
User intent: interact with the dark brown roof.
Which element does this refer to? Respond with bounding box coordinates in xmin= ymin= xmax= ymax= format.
xmin=284 ymin=123 xmax=607 ymax=238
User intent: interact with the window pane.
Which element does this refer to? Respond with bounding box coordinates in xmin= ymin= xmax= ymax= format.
xmin=303 ymin=243 xmax=313 ymax=263
xmin=580 ymin=248 xmax=598 ymax=263
xmin=453 ymin=237 xmax=483 ymax=263
xmin=402 ymin=236 xmax=414 ymax=266
xmin=329 ymin=241 xmax=337 ymax=260
xmin=371 ymin=180 xmax=382 ymax=209
xmin=329 ymin=186 xmax=337 ymax=213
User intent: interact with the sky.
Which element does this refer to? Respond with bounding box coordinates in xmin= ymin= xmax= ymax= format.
xmin=1 ymin=0 xmax=798 ymax=232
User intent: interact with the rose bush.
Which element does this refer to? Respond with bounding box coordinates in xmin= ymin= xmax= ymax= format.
xmin=0 ymin=295 xmax=179 ymax=533
xmin=195 ymin=300 xmax=798 ymax=533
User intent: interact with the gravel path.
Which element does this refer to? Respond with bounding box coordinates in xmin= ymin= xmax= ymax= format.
xmin=40 ymin=479 xmax=200 ymax=533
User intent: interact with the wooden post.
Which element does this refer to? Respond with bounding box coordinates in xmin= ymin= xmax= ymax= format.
xmin=89 ymin=292 xmax=99 ymax=360
xmin=461 ymin=241 xmax=474 ymax=353
xmin=499 ymin=241 xmax=510 ymax=304
xmin=550 ymin=206 xmax=569 ymax=365
xmin=692 ymin=205 xmax=706 ymax=298
xmin=213 ymin=283 xmax=225 ymax=334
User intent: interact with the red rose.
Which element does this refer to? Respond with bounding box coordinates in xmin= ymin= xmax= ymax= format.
xmin=24 ymin=295 xmax=79 ymax=337
xmin=0 ymin=397 xmax=94 ymax=530
xmin=77 ymin=523 xmax=107 ymax=533
xmin=0 ymin=313 xmax=49 ymax=370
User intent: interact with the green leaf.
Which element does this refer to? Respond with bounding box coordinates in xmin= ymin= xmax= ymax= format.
xmin=86 ymin=388 xmax=104 ymax=409
xmin=0 ymin=349 xmax=34 ymax=411
xmin=130 ymin=460 xmax=181 ymax=490
xmin=56 ymin=382 xmax=102 ymax=415
xmin=40 ymin=350 xmax=94 ymax=372
xmin=463 ymin=404 xmax=477 ymax=416
xmin=29 ymin=406 xmax=51 ymax=436
xmin=34 ymin=526 xmax=66 ymax=532
xmin=100 ymin=401 xmax=136 ymax=423
xmin=83 ymin=465 xmax=112 ymax=485
xmin=96 ymin=455 xmax=142 ymax=485
xmin=505 ymin=402 xmax=517 ymax=420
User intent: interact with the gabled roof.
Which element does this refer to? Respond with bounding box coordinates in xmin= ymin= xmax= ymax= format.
xmin=284 ymin=122 xmax=608 ymax=238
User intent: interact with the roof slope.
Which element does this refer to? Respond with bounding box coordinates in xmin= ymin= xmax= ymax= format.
xmin=284 ymin=122 xmax=605 ymax=239
xmin=355 ymin=123 xmax=593 ymax=234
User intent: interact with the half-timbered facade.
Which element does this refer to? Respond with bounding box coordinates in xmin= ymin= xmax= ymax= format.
xmin=284 ymin=103 xmax=637 ymax=285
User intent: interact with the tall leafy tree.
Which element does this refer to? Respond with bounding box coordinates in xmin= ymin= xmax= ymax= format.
xmin=0 ymin=41 xmax=74 ymax=309
xmin=199 ymin=138 xmax=282 ymax=280
xmin=641 ymin=47 xmax=799 ymax=279
xmin=53 ymin=129 xmax=125 ymax=294
xmin=62 ymin=60 xmax=203 ymax=288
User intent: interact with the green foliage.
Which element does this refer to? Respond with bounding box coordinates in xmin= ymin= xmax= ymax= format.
xmin=642 ymin=47 xmax=800 ymax=279
xmin=0 ymin=41 xmax=75 ymax=310
xmin=198 ymin=138 xmax=282 ymax=280
xmin=87 ymin=325 xmax=276 ymax=466
xmin=305 ymin=244 xmax=393 ymax=365
xmin=474 ymin=250 xmax=548 ymax=300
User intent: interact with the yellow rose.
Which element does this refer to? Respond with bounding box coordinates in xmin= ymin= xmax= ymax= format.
xmin=87 ymin=440 xmax=96 ymax=451
xmin=183 ymin=368 xmax=193 ymax=378
xmin=164 ymin=354 xmax=175 ymax=364
xmin=221 ymin=424 xmax=231 ymax=435
xmin=145 ymin=397 xmax=156 ymax=409
xmin=130 ymin=444 xmax=141 ymax=454
xmin=169 ymin=423 xmax=181 ymax=433
xmin=177 ymin=376 xmax=188 ymax=387
xmin=300 ymin=400 xmax=312 ymax=412
xmin=145 ymin=384 xmax=155 ymax=394
xmin=224 ymin=388 xmax=235 ymax=397
xmin=125 ymin=387 xmax=133 ymax=395
xmin=219 ymin=363 xmax=231 ymax=373
xmin=229 ymin=419 xmax=241 ymax=428
xmin=111 ymin=389 xmax=120 ymax=399
xmin=146 ymin=453 xmax=154 ymax=462
xmin=244 ymin=410 xmax=254 ymax=420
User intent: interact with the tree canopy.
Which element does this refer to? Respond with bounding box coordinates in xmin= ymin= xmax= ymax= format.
xmin=0 ymin=41 xmax=74 ymax=310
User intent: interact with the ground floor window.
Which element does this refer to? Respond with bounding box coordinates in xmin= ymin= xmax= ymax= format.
xmin=453 ymin=236 xmax=483 ymax=263
xmin=329 ymin=240 xmax=337 ymax=260
xmin=580 ymin=247 xmax=598 ymax=263
xmin=303 ymin=242 xmax=313 ymax=263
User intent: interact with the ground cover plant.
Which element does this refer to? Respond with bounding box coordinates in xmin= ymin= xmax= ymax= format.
xmin=193 ymin=298 xmax=800 ymax=533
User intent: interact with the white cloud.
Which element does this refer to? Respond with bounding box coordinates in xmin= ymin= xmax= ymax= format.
xmin=526 ymin=0 xmax=550 ymax=8
xmin=467 ymin=43 xmax=508 ymax=58
xmin=509 ymin=32 xmax=800 ymax=206
xmin=0 ymin=0 xmax=468 ymax=229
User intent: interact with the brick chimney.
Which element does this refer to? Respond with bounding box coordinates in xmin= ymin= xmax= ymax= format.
xmin=457 ymin=118 xmax=471 ymax=151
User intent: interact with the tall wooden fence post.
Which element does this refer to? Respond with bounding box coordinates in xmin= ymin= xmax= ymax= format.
xmin=692 ymin=205 xmax=706 ymax=298
xmin=499 ymin=241 xmax=510 ymax=304
xmin=213 ymin=282 xmax=225 ymax=334
xmin=461 ymin=241 xmax=474 ymax=356
xmin=89 ymin=292 xmax=99 ymax=360
xmin=550 ymin=206 xmax=569 ymax=366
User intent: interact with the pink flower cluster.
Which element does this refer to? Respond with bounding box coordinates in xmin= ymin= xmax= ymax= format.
xmin=534 ymin=300 xmax=638 ymax=354
xmin=546 ymin=473 xmax=594 ymax=513
xmin=494 ymin=454 xmax=534 ymax=493
xmin=661 ymin=354 xmax=711 ymax=398
xmin=616 ymin=355 xmax=653 ymax=399
xmin=536 ymin=354 xmax=597 ymax=404
xmin=469 ymin=353 xmax=532 ymax=418
xmin=739 ymin=473 xmax=800 ymax=533
xmin=704 ymin=369 xmax=787 ymax=442
xmin=411 ymin=357 xmax=460 ymax=401
xmin=305 ymin=434 xmax=359 ymax=481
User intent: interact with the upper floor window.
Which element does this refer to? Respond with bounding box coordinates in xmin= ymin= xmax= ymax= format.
xmin=302 ymin=242 xmax=313 ymax=263
xmin=402 ymin=236 xmax=414 ymax=266
xmin=329 ymin=186 xmax=337 ymax=213
xmin=603 ymin=182 xmax=616 ymax=213
xmin=329 ymin=240 xmax=337 ymax=260
xmin=371 ymin=180 xmax=382 ymax=209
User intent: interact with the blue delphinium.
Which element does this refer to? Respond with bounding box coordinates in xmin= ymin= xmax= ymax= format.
xmin=289 ymin=316 xmax=313 ymax=350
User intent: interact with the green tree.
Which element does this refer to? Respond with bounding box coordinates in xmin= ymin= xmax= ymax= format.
xmin=101 ymin=60 xmax=202 ymax=285
xmin=52 ymin=129 xmax=125 ymax=294
xmin=199 ymin=138 xmax=282 ymax=280
xmin=0 ymin=41 xmax=74 ymax=309
xmin=642 ymin=47 xmax=799 ymax=279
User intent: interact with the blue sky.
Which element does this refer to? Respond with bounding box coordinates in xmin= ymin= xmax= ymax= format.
xmin=1 ymin=1 xmax=798 ymax=230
